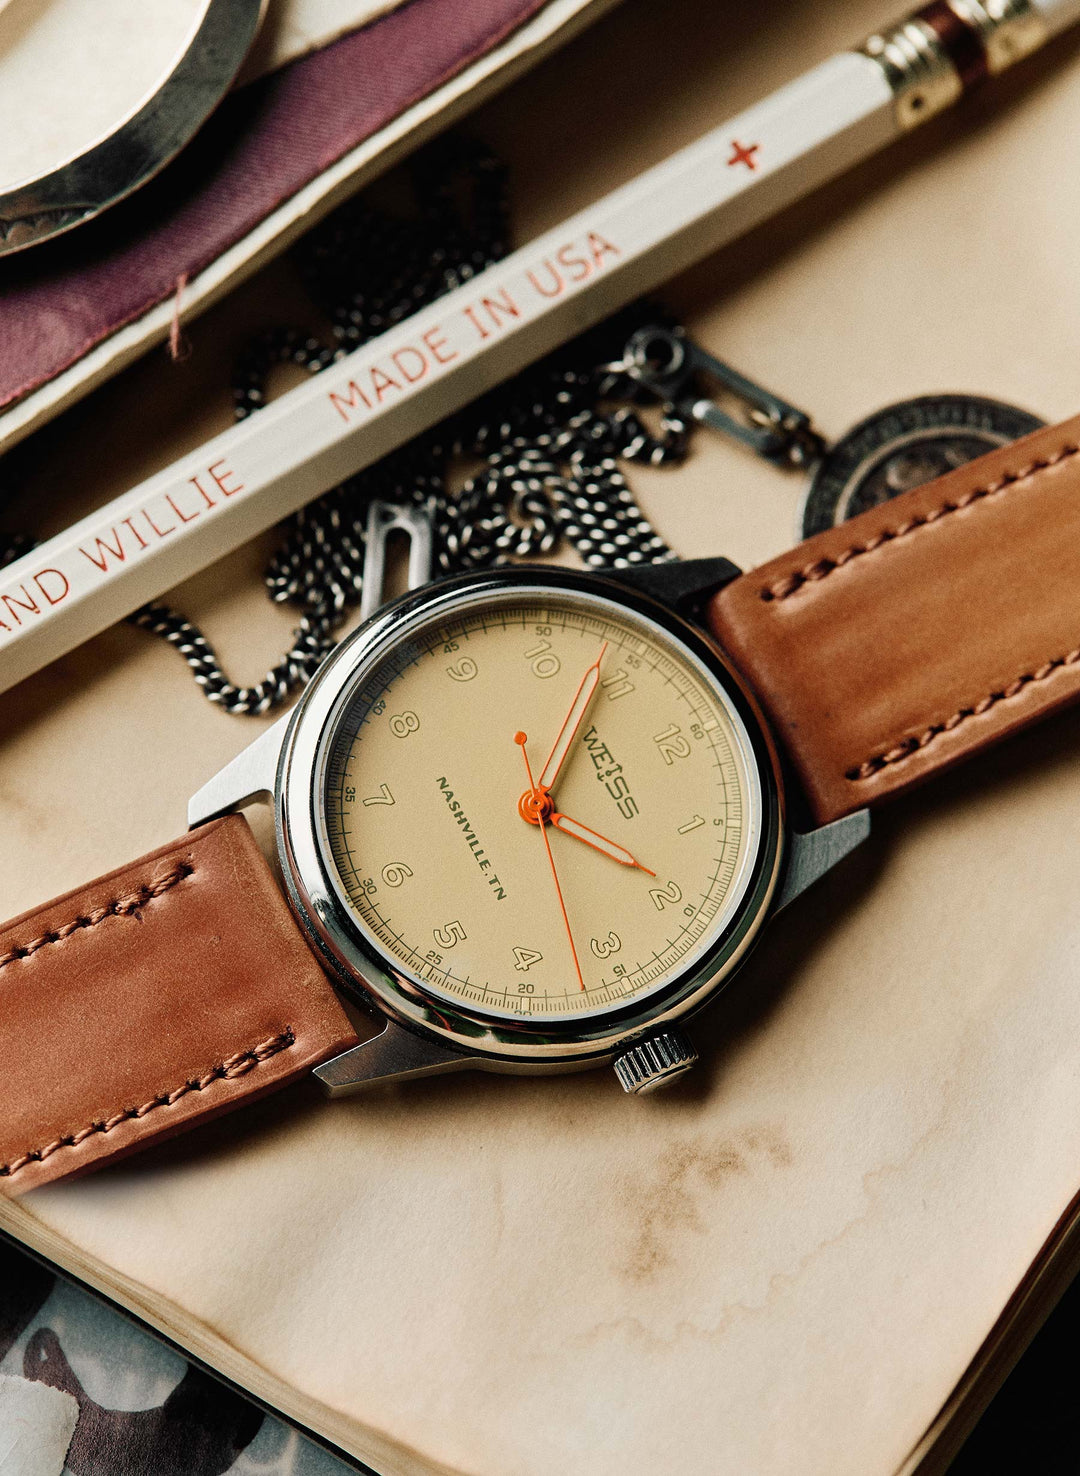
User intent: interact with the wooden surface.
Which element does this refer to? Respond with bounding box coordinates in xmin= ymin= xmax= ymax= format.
xmin=5 ymin=0 xmax=1080 ymax=1472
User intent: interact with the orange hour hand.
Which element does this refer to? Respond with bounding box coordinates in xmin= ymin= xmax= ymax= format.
xmin=550 ymin=812 xmax=656 ymax=876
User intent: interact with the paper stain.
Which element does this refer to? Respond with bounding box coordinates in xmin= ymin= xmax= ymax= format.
xmin=587 ymin=1066 xmax=968 ymax=1350
xmin=619 ymin=1126 xmax=792 ymax=1283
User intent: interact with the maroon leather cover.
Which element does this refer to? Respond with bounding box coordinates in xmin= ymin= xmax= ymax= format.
xmin=0 ymin=0 xmax=550 ymax=414
xmin=0 ymin=815 xmax=357 ymax=1194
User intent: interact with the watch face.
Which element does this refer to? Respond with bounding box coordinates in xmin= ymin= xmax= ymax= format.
xmin=307 ymin=578 xmax=773 ymax=1031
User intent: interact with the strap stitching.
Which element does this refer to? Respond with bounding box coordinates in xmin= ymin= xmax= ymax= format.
xmin=0 ymin=864 xmax=193 ymax=972
xmin=0 ymin=1029 xmax=296 ymax=1180
xmin=758 ymin=443 xmax=1080 ymax=603
xmin=846 ymin=645 xmax=1080 ymax=781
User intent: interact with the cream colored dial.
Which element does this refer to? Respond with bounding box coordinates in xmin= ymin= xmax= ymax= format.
xmin=320 ymin=588 xmax=761 ymax=1021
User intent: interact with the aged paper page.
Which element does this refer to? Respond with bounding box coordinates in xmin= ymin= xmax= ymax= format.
xmin=5 ymin=0 xmax=1080 ymax=1472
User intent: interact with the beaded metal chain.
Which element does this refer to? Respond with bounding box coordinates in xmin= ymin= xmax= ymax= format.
xmin=2 ymin=138 xmax=696 ymax=716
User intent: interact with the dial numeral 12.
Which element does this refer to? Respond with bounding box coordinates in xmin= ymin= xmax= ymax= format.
xmin=654 ymin=724 xmax=691 ymax=764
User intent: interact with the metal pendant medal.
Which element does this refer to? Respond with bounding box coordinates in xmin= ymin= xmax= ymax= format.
xmin=798 ymin=394 xmax=1045 ymax=536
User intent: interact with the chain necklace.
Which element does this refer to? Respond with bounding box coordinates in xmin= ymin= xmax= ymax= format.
xmin=2 ymin=138 xmax=698 ymax=717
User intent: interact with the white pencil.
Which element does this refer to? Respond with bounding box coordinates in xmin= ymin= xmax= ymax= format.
xmin=1 ymin=0 xmax=1076 ymax=695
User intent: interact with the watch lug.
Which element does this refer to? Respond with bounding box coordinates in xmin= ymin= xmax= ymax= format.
xmin=314 ymin=1021 xmax=473 ymax=1096
xmin=602 ymin=557 xmax=743 ymax=619
xmin=774 ymin=809 xmax=871 ymax=911
xmin=187 ymin=710 xmax=292 ymax=828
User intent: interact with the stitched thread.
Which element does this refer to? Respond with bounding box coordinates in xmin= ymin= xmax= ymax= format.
xmin=759 ymin=443 xmax=1080 ymax=602
xmin=846 ymin=645 xmax=1080 ymax=781
xmin=0 ymin=1029 xmax=296 ymax=1179
xmin=0 ymin=864 xmax=193 ymax=972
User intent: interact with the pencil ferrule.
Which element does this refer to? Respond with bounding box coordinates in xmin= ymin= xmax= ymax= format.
xmin=861 ymin=16 xmax=964 ymax=128
xmin=860 ymin=0 xmax=1045 ymax=129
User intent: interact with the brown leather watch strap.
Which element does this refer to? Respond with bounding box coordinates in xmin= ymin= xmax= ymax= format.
xmin=709 ymin=414 xmax=1080 ymax=825
xmin=0 ymin=815 xmax=357 ymax=1194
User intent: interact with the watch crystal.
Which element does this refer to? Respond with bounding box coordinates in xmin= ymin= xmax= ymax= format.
xmin=318 ymin=587 xmax=762 ymax=1022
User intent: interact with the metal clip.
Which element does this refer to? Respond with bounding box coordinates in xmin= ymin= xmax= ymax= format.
xmin=359 ymin=499 xmax=436 ymax=622
xmin=617 ymin=326 xmax=825 ymax=469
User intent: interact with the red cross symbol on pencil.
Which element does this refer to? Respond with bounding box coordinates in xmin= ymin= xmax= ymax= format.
xmin=727 ymin=139 xmax=760 ymax=171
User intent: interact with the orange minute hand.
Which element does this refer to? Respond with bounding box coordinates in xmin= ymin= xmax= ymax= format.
xmin=538 ymin=641 xmax=608 ymax=792
xmin=550 ymin=812 xmax=656 ymax=876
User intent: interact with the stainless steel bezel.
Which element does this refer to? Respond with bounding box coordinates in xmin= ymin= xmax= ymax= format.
xmin=276 ymin=566 xmax=785 ymax=1069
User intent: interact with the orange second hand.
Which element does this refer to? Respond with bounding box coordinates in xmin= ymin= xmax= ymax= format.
xmin=516 ymin=732 xmax=587 ymax=992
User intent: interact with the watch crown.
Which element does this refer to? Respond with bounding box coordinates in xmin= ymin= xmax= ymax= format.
xmin=613 ymin=1029 xmax=697 ymax=1095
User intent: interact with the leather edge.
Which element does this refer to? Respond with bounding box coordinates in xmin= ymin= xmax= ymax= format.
xmin=1 ymin=816 xmax=358 ymax=1195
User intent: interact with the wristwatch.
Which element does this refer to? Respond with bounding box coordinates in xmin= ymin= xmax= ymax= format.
xmin=5 ymin=415 xmax=1080 ymax=1194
